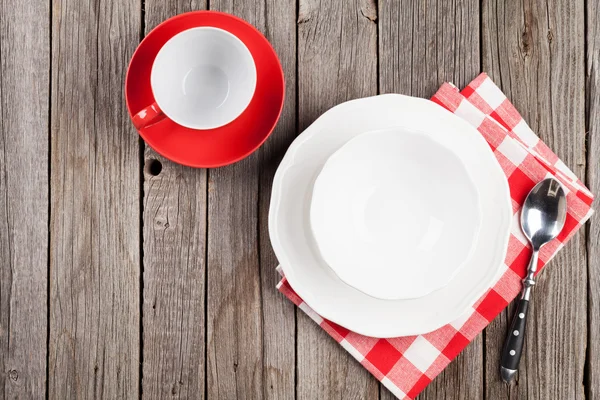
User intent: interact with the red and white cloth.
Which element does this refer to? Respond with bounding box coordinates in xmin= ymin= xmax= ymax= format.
xmin=276 ymin=73 xmax=594 ymax=399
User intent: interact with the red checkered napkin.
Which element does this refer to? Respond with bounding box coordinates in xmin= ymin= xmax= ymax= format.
xmin=277 ymin=73 xmax=594 ymax=399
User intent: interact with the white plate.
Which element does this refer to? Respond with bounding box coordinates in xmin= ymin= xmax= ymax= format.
xmin=269 ymin=94 xmax=511 ymax=337
xmin=310 ymin=129 xmax=482 ymax=300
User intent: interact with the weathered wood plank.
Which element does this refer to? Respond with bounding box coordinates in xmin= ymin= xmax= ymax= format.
xmin=141 ymin=2 xmax=208 ymax=399
xmin=586 ymin=0 xmax=600 ymax=397
xmin=482 ymin=0 xmax=587 ymax=398
xmin=257 ymin=0 xmax=297 ymax=397
xmin=379 ymin=0 xmax=480 ymax=97
xmin=141 ymin=157 xmax=207 ymax=399
xmin=48 ymin=0 xmax=141 ymax=398
xmin=205 ymin=1 xmax=296 ymax=399
xmin=296 ymin=0 xmax=379 ymax=398
xmin=378 ymin=0 xmax=481 ymax=398
xmin=0 ymin=0 xmax=50 ymax=397
xmin=206 ymin=153 xmax=263 ymax=400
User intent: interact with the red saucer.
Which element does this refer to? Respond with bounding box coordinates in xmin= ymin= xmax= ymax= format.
xmin=126 ymin=11 xmax=285 ymax=168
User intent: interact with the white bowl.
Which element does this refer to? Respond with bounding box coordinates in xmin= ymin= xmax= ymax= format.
xmin=269 ymin=94 xmax=512 ymax=337
xmin=310 ymin=128 xmax=481 ymax=300
xmin=151 ymin=27 xmax=257 ymax=130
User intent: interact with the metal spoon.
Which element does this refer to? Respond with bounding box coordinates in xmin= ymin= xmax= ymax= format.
xmin=500 ymin=177 xmax=567 ymax=383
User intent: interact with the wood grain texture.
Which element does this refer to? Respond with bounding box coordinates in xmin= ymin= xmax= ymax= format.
xmin=141 ymin=156 xmax=207 ymax=399
xmin=296 ymin=0 xmax=378 ymax=398
xmin=48 ymin=0 xmax=141 ymax=398
xmin=204 ymin=1 xmax=296 ymax=399
xmin=482 ymin=0 xmax=588 ymax=398
xmin=379 ymin=0 xmax=480 ymax=97
xmin=378 ymin=0 xmax=481 ymax=398
xmin=141 ymin=2 xmax=208 ymax=399
xmin=586 ymin=0 xmax=600 ymax=398
xmin=257 ymin=0 xmax=297 ymax=397
xmin=0 ymin=0 xmax=49 ymax=397
xmin=206 ymin=152 xmax=263 ymax=400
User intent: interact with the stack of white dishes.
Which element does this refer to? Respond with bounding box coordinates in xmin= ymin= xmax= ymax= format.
xmin=269 ymin=94 xmax=512 ymax=338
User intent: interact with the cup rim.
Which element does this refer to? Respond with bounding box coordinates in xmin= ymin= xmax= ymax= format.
xmin=150 ymin=26 xmax=258 ymax=130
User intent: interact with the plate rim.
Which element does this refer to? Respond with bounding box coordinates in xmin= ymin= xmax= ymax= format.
xmin=269 ymin=94 xmax=512 ymax=337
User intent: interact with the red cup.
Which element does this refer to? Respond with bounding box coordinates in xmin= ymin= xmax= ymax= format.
xmin=126 ymin=11 xmax=285 ymax=168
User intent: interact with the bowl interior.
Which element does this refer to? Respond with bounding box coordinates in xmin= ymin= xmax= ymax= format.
xmin=310 ymin=129 xmax=482 ymax=300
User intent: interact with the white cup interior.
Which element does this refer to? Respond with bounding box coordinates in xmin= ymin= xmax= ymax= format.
xmin=151 ymin=27 xmax=257 ymax=130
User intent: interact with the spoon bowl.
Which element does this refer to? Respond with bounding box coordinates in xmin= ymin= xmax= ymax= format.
xmin=521 ymin=178 xmax=567 ymax=250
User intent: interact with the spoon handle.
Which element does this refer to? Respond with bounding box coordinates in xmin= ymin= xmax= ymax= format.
xmin=500 ymin=298 xmax=529 ymax=382
xmin=500 ymin=250 xmax=538 ymax=383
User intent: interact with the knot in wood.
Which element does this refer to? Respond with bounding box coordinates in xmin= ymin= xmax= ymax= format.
xmin=521 ymin=26 xmax=532 ymax=56
xmin=8 ymin=369 xmax=18 ymax=381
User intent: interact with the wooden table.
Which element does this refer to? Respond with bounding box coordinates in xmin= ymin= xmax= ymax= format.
xmin=1 ymin=0 xmax=598 ymax=398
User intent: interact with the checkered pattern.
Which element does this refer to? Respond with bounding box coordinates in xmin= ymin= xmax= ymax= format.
xmin=276 ymin=73 xmax=595 ymax=399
